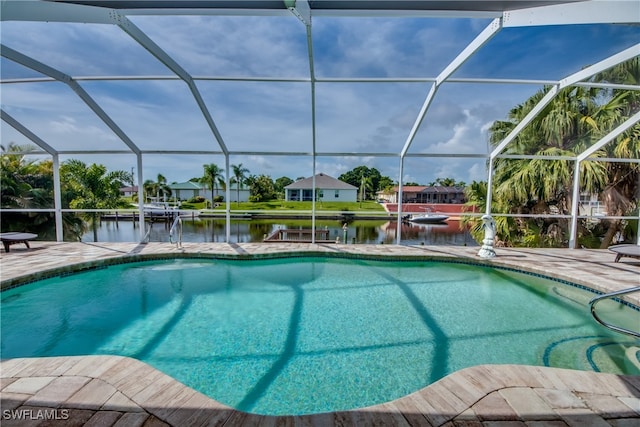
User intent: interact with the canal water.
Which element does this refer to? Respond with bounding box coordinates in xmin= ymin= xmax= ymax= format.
xmin=82 ymin=217 xmax=476 ymax=246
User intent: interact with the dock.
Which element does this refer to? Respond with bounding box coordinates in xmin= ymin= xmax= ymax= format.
xmin=263 ymin=228 xmax=335 ymax=243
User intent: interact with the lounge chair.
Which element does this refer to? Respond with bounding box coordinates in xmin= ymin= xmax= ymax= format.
xmin=0 ymin=232 xmax=38 ymax=253
xmin=608 ymin=244 xmax=640 ymax=263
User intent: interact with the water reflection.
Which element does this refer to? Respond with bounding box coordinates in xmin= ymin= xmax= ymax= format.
xmin=82 ymin=218 xmax=476 ymax=246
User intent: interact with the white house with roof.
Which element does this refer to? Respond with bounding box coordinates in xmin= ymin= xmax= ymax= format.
xmin=284 ymin=173 xmax=357 ymax=202
xmin=169 ymin=181 xmax=206 ymax=201
xmin=169 ymin=181 xmax=250 ymax=202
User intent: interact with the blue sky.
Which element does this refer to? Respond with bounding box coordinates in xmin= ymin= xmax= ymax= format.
xmin=2 ymin=7 xmax=639 ymax=186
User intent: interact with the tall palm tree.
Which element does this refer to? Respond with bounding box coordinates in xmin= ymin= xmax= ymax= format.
xmin=358 ymin=175 xmax=374 ymax=205
xmin=143 ymin=179 xmax=156 ymax=204
xmin=202 ymin=163 xmax=224 ymax=207
xmin=231 ymin=163 xmax=249 ymax=206
xmin=61 ymin=160 xmax=130 ymax=242
xmin=154 ymin=173 xmax=171 ymax=202
xmin=142 ymin=174 xmax=172 ymax=204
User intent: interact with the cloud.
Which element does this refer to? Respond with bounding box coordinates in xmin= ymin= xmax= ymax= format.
xmin=426 ymin=108 xmax=489 ymax=154
xmin=426 ymin=101 xmax=467 ymax=129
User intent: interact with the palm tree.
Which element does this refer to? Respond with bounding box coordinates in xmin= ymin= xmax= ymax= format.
xmin=202 ymin=163 xmax=224 ymax=208
xmin=61 ymin=160 xmax=130 ymax=242
xmin=0 ymin=143 xmax=73 ymax=239
xmin=142 ymin=174 xmax=172 ymax=204
xmin=155 ymin=173 xmax=172 ymax=202
xmin=1 ymin=143 xmax=43 ymax=209
xmin=587 ymin=58 xmax=640 ymax=246
xmin=143 ymin=179 xmax=156 ymax=204
xmin=231 ymin=163 xmax=249 ymax=206
xmin=358 ymin=175 xmax=374 ymax=206
xmin=479 ymin=58 xmax=639 ymax=247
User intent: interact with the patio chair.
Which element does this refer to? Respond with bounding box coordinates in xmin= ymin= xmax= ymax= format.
xmin=0 ymin=232 xmax=38 ymax=253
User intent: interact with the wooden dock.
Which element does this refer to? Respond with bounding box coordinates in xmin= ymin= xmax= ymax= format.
xmin=263 ymin=228 xmax=335 ymax=243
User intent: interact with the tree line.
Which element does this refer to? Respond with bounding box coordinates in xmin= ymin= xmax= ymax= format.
xmin=463 ymin=57 xmax=639 ymax=248
xmin=1 ymin=151 xmax=401 ymax=241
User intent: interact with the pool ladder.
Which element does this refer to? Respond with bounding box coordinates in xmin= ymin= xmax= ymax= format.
xmin=169 ymin=215 xmax=183 ymax=248
xmin=589 ymin=286 xmax=640 ymax=338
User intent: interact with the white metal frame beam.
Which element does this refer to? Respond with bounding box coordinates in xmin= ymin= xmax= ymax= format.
xmin=0 ymin=0 xmax=114 ymax=24
xmin=0 ymin=44 xmax=143 ymax=156
xmin=396 ymin=16 xmax=502 ymax=243
xmin=503 ymin=0 xmax=640 ymax=27
xmin=113 ymin=14 xmax=230 ymax=156
xmin=489 ymin=43 xmax=640 ymax=160
xmin=568 ymin=110 xmax=640 ymax=248
xmin=288 ymin=0 xmax=317 ymax=241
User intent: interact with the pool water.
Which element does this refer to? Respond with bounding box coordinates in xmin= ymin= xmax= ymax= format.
xmin=2 ymin=257 xmax=638 ymax=415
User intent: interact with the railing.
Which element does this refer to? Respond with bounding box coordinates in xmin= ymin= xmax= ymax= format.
xmin=142 ymin=225 xmax=152 ymax=243
xmin=169 ymin=216 xmax=183 ymax=248
xmin=589 ymin=287 xmax=640 ymax=338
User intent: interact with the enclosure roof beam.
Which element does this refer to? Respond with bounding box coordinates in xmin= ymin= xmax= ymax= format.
xmin=577 ymin=110 xmax=640 ymax=162
xmin=113 ymin=13 xmax=229 ymax=156
xmin=490 ymin=43 xmax=640 ymax=159
xmin=0 ymin=0 xmax=114 ymax=23
xmin=0 ymin=44 xmax=142 ymax=156
xmin=6 ymin=75 xmax=640 ymax=92
xmin=1 ymin=109 xmax=58 ymax=155
xmin=503 ymin=0 xmax=640 ymax=27
xmin=400 ymin=17 xmax=502 ymax=158
xmin=287 ymin=0 xmax=311 ymax=26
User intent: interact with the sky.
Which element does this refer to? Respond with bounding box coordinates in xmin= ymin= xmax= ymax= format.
xmin=1 ymin=1 xmax=639 ymax=187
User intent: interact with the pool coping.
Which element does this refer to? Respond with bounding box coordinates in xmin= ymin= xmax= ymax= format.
xmin=1 ymin=242 xmax=639 ymax=426
xmin=2 ymin=355 xmax=639 ymax=426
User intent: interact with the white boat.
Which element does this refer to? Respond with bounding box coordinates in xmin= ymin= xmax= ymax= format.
xmin=134 ymin=202 xmax=177 ymax=216
xmin=405 ymin=208 xmax=449 ymax=224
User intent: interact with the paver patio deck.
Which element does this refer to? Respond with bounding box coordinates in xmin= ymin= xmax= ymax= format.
xmin=1 ymin=242 xmax=639 ymax=426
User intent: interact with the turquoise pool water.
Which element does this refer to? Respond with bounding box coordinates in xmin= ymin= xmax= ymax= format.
xmin=1 ymin=257 xmax=638 ymax=415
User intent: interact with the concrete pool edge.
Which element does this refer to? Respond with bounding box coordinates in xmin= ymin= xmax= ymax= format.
xmin=1 ymin=355 xmax=639 ymax=426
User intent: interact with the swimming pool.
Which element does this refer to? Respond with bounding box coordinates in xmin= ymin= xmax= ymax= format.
xmin=1 ymin=256 xmax=638 ymax=415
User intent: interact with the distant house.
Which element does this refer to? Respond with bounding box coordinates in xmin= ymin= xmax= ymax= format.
xmin=386 ymin=186 xmax=466 ymax=204
xmin=119 ymin=186 xmax=138 ymax=197
xmin=285 ymin=173 xmax=357 ymax=202
xmin=168 ymin=181 xmax=250 ymax=202
xmin=169 ymin=181 xmax=207 ymax=201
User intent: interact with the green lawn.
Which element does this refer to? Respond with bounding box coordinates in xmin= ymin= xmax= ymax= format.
xmin=210 ymin=201 xmax=386 ymax=212
xmin=123 ymin=198 xmax=387 ymax=212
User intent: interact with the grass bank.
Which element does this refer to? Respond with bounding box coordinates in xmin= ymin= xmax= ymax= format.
xmin=202 ymin=201 xmax=387 ymax=212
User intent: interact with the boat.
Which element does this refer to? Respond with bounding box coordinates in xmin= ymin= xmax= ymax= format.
xmin=134 ymin=202 xmax=178 ymax=216
xmin=404 ymin=208 xmax=449 ymax=224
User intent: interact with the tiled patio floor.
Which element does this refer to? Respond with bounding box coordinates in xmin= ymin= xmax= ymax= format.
xmin=1 ymin=242 xmax=639 ymax=426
